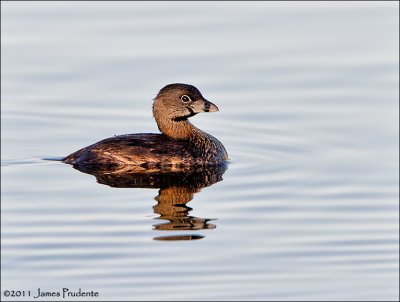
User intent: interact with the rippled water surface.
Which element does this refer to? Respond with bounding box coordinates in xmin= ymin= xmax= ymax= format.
xmin=1 ymin=2 xmax=399 ymax=301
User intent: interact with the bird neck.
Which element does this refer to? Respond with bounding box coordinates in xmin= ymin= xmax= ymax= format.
xmin=155 ymin=115 xmax=202 ymax=140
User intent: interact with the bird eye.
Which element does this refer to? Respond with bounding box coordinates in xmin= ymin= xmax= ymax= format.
xmin=181 ymin=95 xmax=192 ymax=103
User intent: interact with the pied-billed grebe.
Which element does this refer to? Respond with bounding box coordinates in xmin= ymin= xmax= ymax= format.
xmin=63 ymin=84 xmax=228 ymax=170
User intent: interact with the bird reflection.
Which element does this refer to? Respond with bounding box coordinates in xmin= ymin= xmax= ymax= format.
xmin=69 ymin=163 xmax=228 ymax=240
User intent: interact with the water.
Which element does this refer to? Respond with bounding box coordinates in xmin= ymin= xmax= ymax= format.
xmin=1 ymin=2 xmax=399 ymax=301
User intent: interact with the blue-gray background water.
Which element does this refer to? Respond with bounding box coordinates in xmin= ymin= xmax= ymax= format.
xmin=1 ymin=2 xmax=399 ymax=301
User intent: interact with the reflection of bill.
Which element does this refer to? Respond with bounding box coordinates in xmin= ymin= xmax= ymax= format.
xmin=68 ymin=162 xmax=228 ymax=241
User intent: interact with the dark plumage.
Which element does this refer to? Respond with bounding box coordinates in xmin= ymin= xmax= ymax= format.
xmin=63 ymin=84 xmax=228 ymax=171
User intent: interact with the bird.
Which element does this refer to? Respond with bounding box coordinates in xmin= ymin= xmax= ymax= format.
xmin=63 ymin=83 xmax=228 ymax=172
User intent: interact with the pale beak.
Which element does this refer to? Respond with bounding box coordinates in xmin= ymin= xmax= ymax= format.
xmin=191 ymin=99 xmax=219 ymax=113
xmin=204 ymin=100 xmax=219 ymax=112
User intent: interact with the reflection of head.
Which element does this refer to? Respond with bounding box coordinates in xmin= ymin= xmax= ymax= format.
xmin=153 ymin=185 xmax=217 ymax=231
